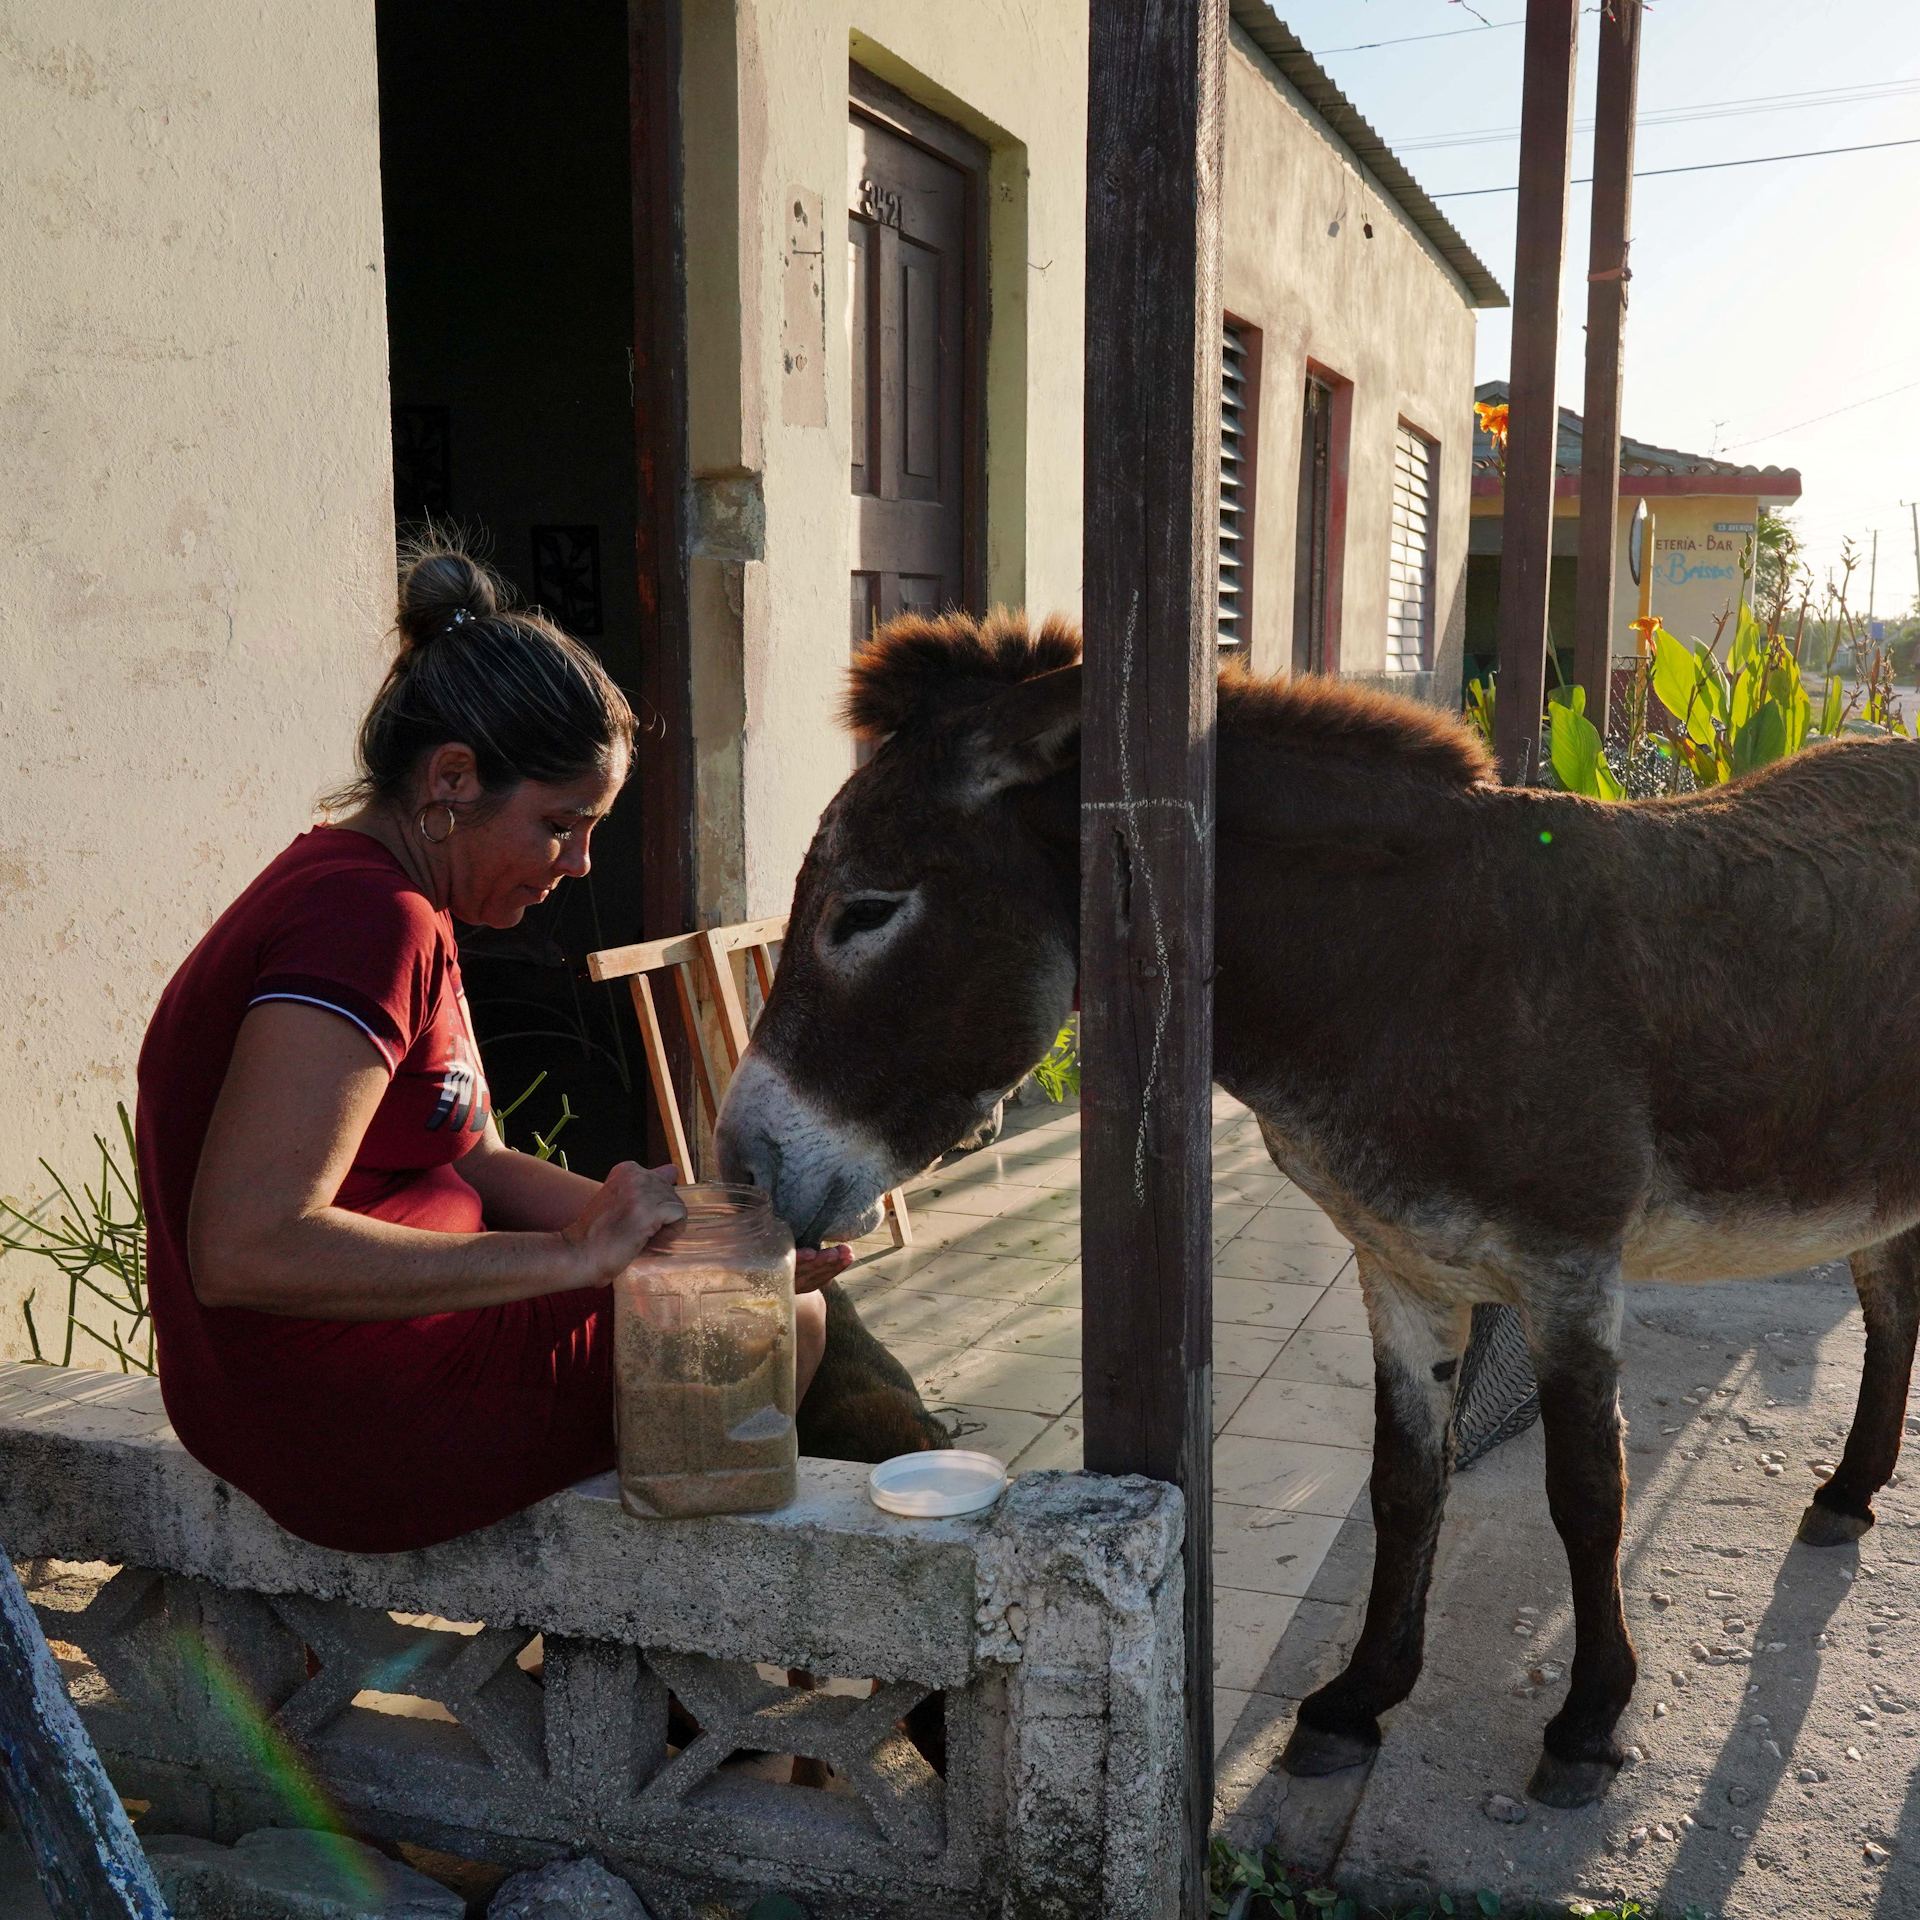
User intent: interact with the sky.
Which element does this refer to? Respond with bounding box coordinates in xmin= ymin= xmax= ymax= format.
xmin=1270 ymin=0 xmax=1920 ymax=614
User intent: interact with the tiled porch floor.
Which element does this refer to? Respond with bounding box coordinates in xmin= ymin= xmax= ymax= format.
xmin=839 ymin=1088 xmax=1373 ymax=1763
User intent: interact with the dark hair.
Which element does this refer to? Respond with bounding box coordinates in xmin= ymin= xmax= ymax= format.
xmin=327 ymin=541 xmax=635 ymax=812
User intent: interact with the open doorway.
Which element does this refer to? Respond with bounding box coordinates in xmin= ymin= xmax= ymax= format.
xmin=376 ymin=0 xmax=650 ymax=1175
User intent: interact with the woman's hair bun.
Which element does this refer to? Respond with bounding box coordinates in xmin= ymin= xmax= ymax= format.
xmin=395 ymin=540 xmax=503 ymax=654
xmin=325 ymin=533 xmax=633 ymax=818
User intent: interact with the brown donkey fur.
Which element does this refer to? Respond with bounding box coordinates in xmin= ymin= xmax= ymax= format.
xmin=715 ymin=609 xmax=1920 ymax=1808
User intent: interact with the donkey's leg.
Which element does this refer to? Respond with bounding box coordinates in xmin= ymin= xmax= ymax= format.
xmin=1524 ymin=1272 xmax=1637 ymax=1809
xmin=1281 ymin=1266 xmax=1469 ymax=1777
xmin=1799 ymin=1227 xmax=1920 ymax=1547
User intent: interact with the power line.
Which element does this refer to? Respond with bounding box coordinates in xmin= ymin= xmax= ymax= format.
xmin=1430 ymin=134 xmax=1920 ymax=198
xmin=1720 ymin=379 xmax=1920 ymax=453
xmin=1317 ymin=17 xmax=1524 ymax=55
xmin=1397 ymin=76 xmax=1920 ymax=153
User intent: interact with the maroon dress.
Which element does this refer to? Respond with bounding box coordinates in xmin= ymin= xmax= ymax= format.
xmin=137 ymin=826 xmax=614 ymax=1552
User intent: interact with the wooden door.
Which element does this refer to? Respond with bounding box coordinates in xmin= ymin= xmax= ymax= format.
xmin=848 ymin=73 xmax=985 ymax=650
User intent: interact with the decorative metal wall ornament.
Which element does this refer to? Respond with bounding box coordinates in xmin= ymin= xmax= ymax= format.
xmin=392 ymin=406 xmax=452 ymax=523
xmin=532 ymin=525 xmax=604 ymax=637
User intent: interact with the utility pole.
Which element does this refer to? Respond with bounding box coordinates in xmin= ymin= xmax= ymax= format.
xmin=1083 ymin=1 xmax=1223 ymax=1910
xmin=1869 ymin=528 xmax=1879 ymax=625
xmin=1494 ymin=0 xmax=1582 ymax=785
xmin=1572 ymin=0 xmax=1642 ymax=736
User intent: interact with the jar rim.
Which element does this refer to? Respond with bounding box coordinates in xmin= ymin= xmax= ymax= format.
xmin=673 ymin=1182 xmax=773 ymax=1218
xmin=638 ymin=1181 xmax=788 ymax=1261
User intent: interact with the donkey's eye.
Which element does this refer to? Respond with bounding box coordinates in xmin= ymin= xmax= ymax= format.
xmin=833 ymin=897 xmax=901 ymax=943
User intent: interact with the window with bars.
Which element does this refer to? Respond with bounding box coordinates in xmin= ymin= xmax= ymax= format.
xmin=1386 ymin=422 xmax=1437 ymax=674
xmin=1219 ymin=321 xmax=1260 ymax=645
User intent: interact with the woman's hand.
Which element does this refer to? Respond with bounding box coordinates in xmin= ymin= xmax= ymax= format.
xmin=558 ymin=1162 xmax=687 ymax=1286
xmin=796 ymin=1244 xmax=853 ymax=1294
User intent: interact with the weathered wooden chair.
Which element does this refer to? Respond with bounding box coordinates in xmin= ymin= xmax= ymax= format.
xmin=586 ymin=916 xmax=912 ymax=1248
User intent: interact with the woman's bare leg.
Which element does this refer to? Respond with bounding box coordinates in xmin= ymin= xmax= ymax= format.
xmin=796 ymin=1289 xmax=828 ymax=1400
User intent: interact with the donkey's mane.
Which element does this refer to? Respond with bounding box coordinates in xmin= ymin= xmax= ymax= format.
xmin=844 ymin=609 xmax=1083 ymax=740
xmin=1219 ymin=659 xmax=1491 ymax=788
xmin=846 ymin=610 xmax=1491 ymax=788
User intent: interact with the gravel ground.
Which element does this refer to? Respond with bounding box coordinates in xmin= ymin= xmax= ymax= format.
xmin=1337 ymin=1261 xmax=1920 ymax=1918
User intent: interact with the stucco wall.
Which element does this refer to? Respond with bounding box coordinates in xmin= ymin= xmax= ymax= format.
xmin=682 ymin=0 xmax=1088 ymax=922
xmin=1221 ymin=26 xmax=1478 ymax=694
xmin=1471 ymin=491 xmax=1778 ymax=657
xmin=0 ymin=3 xmax=392 ymax=1358
xmin=1636 ymin=497 xmax=1762 ymax=647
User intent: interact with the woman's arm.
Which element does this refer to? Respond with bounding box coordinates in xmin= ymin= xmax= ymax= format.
xmin=455 ymin=1123 xmax=620 ymax=1232
xmin=187 ymin=1001 xmax=683 ymax=1319
xmin=461 ymin=1128 xmax=852 ymax=1290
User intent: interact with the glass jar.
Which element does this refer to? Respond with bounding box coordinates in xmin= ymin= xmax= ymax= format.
xmin=613 ymin=1183 xmax=798 ymax=1519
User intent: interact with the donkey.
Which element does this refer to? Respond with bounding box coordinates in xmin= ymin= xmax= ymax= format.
xmin=715 ymin=609 xmax=1920 ymax=1809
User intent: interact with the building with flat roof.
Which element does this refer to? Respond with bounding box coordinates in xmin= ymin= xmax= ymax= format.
xmin=1466 ymin=379 xmax=1802 ymax=686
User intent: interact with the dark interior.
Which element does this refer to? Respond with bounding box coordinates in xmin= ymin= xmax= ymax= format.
xmin=376 ymin=0 xmax=651 ymax=1173
xmin=1464 ymin=552 xmax=1578 ymax=691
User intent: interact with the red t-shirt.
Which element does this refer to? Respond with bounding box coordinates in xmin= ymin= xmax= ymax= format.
xmin=137 ymin=827 xmax=613 ymax=1552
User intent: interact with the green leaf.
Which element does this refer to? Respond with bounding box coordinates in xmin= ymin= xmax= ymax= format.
xmin=1304 ymin=1892 xmax=1336 ymax=1912
xmin=1729 ymin=657 xmax=1762 ymax=733
xmin=1651 ymin=628 xmax=1712 ymax=744
xmin=1548 ymin=699 xmax=1625 ymax=800
xmin=1437 ymin=1898 xmax=1456 ymax=1918
xmin=1476 ymin=1893 xmax=1501 ymax=1918
xmin=1781 ymin=681 xmax=1812 ymax=753
xmin=1819 ymin=670 xmax=1845 ymax=737
xmin=1692 ymin=639 xmax=1731 ymax=726
xmin=1730 ymin=696 xmax=1790 ymax=777
xmin=1546 ymin=682 xmax=1585 ymax=716
xmin=1729 ymin=602 xmax=1762 ymax=674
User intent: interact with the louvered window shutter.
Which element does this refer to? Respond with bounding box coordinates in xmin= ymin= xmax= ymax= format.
xmin=1219 ymin=323 xmax=1251 ymax=645
xmin=1386 ymin=423 xmax=1436 ymax=673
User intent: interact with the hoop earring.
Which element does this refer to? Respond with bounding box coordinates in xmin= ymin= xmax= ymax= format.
xmin=417 ymin=802 xmax=457 ymax=846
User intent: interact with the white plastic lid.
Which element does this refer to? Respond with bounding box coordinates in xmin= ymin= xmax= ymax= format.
xmin=868 ymin=1449 xmax=1008 ymax=1518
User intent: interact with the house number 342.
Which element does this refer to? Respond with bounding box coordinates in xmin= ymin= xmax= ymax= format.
xmin=858 ymin=179 xmax=903 ymax=229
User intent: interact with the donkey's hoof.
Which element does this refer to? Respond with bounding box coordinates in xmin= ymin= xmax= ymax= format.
xmin=1527 ymin=1751 xmax=1618 ymax=1809
xmin=1281 ymin=1720 xmax=1378 ymax=1777
xmin=1797 ymin=1501 xmax=1872 ymax=1548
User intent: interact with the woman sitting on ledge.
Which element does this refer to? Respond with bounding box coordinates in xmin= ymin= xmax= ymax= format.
xmin=136 ymin=544 xmax=841 ymax=1554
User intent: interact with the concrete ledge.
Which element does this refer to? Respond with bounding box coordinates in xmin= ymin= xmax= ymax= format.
xmin=1 ymin=1363 xmax=1185 ymax=1920
xmin=0 ymin=1366 xmax=984 ymax=1684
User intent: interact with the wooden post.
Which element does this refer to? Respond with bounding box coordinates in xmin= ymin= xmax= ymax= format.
xmin=1573 ymin=0 xmax=1642 ymax=736
xmin=1083 ymin=1 xmax=1223 ymax=1911
xmin=628 ymin=0 xmax=696 ymax=1161
xmin=0 ymin=1551 xmax=171 ymax=1918
xmin=1493 ymin=0 xmax=1581 ymax=785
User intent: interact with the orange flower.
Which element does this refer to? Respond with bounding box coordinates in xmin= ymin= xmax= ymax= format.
xmin=1629 ymin=615 xmax=1663 ymax=656
xmin=1474 ymin=400 xmax=1509 ymax=443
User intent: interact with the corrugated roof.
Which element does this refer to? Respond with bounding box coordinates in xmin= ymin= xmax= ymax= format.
xmin=1472 ymin=380 xmax=1803 ymax=486
xmin=1227 ymin=0 xmax=1509 ymax=310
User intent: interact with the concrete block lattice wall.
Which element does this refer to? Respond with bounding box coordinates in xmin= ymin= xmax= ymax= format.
xmin=0 ymin=1363 xmax=1184 ymax=1920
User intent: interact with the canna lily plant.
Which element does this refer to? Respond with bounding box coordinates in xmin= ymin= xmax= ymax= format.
xmin=1548 ymin=602 xmax=1880 ymax=802
xmin=1473 ymin=399 xmax=1510 ymax=486
xmin=1546 ymin=681 xmax=1624 ymax=799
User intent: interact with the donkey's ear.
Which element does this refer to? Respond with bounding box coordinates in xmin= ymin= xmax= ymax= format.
xmin=962 ymin=663 xmax=1083 ymax=798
